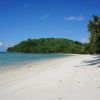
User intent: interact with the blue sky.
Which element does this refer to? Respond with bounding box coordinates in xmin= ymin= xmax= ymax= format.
xmin=0 ymin=0 xmax=100 ymax=51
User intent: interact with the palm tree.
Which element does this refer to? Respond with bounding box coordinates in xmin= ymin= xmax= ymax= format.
xmin=88 ymin=15 xmax=100 ymax=54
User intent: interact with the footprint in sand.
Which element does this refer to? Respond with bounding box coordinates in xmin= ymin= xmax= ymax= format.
xmin=77 ymin=81 xmax=80 ymax=84
xmin=27 ymin=65 xmax=31 ymax=69
xmin=58 ymin=97 xmax=63 ymax=100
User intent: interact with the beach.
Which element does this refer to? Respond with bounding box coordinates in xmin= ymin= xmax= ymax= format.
xmin=0 ymin=54 xmax=100 ymax=100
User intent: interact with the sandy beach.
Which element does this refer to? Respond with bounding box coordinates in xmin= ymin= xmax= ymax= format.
xmin=0 ymin=54 xmax=100 ymax=100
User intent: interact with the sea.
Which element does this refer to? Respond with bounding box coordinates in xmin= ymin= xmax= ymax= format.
xmin=0 ymin=52 xmax=68 ymax=69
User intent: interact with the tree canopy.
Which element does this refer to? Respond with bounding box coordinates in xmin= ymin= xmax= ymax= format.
xmin=88 ymin=15 xmax=100 ymax=54
xmin=7 ymin=38 xmax=85 ymax=53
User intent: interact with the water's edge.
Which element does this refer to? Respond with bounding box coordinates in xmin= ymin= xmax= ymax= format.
xmin=0 ymin=53 xmax=71 ymax=70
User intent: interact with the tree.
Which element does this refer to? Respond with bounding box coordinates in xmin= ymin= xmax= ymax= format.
xmin=88 ymin=15 xmax=100 ymax=54
xmin=7 ymin=38 xmax=83 ymax=53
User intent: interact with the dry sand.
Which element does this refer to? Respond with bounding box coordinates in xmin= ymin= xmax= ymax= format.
xmin=0 ymin=54 xmax=100 ymax=100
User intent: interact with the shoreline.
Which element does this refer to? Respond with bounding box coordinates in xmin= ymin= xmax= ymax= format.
xmin=0 ymin=53 xmax=71 ymax=71
xmin=0 ymin=54 xmax=70 ymax=72
xmin=0 ymin=54 xmax=100 ymax=100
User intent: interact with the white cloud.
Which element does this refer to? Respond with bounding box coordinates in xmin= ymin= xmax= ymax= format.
xmin=78 ymin=15 xmax=85 ymax=21
xmin=64 ymin=16 xmax=77 ymax=21
xmin=64 ymin=15 xmax=85 ymax=21
xmin=0 ymin=41 xmax=3 ymax=47
xmin=41 ymin=14 xmax=50 ymax=20
xmin=24 ymin=4 xmax=30 ymax=8
xmin=0 ymin=41 xmax=14 ymax=51
xmin=0 ymin=41 xmax=5 ymax=51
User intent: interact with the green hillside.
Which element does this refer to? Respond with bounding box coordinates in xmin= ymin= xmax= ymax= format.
xmin=7 ymin=38 xmax=85 ymax=53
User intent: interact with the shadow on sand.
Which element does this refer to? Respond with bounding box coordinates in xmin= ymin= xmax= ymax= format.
xmin=75 ymin=55 xmax=100 ymax=67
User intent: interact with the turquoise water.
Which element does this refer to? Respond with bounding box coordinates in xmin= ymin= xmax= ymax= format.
xmin=0 ymin=52 xmax=67 ymax=69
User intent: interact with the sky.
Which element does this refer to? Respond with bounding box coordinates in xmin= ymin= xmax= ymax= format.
xmin=0 ymin=0 xmax=100 ymax=51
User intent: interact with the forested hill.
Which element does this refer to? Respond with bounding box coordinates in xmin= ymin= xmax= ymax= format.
xmin=7 ymin=38 xmax=85 ymax=53
xmin=7 ymin=15 xmax=100 ymax=54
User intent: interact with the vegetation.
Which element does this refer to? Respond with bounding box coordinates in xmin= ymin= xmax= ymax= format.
xmin=7 ymin=15 xmax=100 ymax=54
xmin=88 ymin=15 xmax=100 ymax=54
xmin=7 ymin=38 xmax=85 ymax=53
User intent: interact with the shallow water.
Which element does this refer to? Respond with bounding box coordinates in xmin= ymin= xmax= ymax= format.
xmin=0 ymin=52 xmax=68 ymax=68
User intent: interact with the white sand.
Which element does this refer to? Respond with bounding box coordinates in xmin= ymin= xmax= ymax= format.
xmin=0 ymin=55 xmax=100 ymax=100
